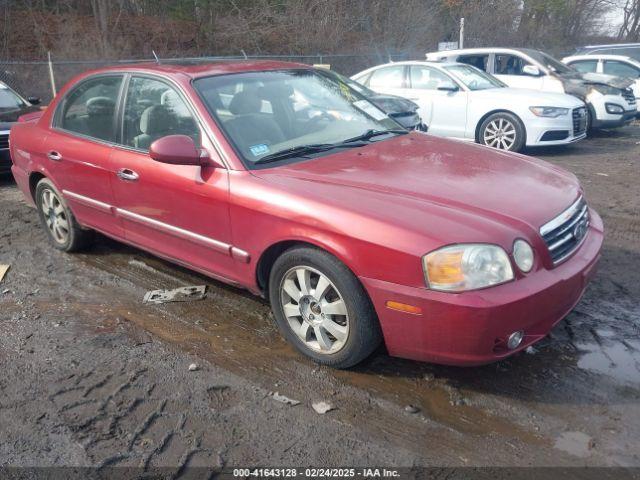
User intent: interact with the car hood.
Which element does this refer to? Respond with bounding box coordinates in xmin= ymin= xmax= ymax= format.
xmin=368 ymin=94 xmax=418 ymax=114
xmin=0 ymin=105 xmax=40 ymax=126
xmin=556 ymin=71 xmax=634 ymax=98
xmin=472 ymin=87 xmax=583 ymax=107
xmin=253 ymin=133 xmax=580 ymax=239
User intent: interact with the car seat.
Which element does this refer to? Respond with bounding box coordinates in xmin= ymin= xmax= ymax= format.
xmin=133 ymin=105 xmax=178 ymax=150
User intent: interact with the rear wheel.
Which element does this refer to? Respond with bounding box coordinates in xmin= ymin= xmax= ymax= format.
xmin=35 ymin=178 xmax=93 ymax=252
xmin=268 ymin=246 xmax=382 ymax=368
xmin=479 ymin=112 xmax=526 ymax=152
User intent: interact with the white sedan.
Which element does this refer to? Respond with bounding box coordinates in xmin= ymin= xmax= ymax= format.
xmin=351 ymin=61 xmax=588 ymax=152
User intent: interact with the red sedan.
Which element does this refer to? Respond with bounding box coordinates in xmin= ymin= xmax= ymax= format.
xmin=9 ymin=61 xmax=603 ymax=368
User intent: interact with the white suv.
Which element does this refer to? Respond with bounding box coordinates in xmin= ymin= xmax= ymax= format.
xmin=427 ymin=48 xmax=637 ymax=130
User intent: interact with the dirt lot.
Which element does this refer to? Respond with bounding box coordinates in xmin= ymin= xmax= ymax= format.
xmin=1 ymin=127 xmax=639 ymax=473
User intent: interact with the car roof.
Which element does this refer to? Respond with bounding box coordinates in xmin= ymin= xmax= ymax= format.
xmin=580 ymin=43 xmax=640 ymax=49
xmin=427 ymin=47 xmax=540 ymax=56
xmin=77 ymin=59 xmax=312 ymax=79
xmin=564 ymin=54 xmax=640 ymax=64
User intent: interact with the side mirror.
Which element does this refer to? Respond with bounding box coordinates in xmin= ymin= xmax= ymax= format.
xmin=522 ymin=65 xmax=542 ymax=77
xmin=149 ymin=135 xmax=203 ymax=166
xmin=27 ymin=96 xmax=41 ymax=105
xmin=437 ymin=83 xmax=459 ymax=92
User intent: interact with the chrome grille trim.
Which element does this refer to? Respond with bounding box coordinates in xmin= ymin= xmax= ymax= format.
xmin=540 ymin=196 xmax=590 ymax=265
xmin=572 ymin=107 xmax=587 ymax=136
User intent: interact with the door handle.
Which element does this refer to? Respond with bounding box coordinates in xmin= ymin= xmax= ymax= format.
xmin=47 ymin=151 xmax=62 ymax=161
xmin=116 ymin=168 xmax=139 ymax=182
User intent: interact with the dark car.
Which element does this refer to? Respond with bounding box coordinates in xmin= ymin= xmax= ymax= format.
xmin=574 ymin=43 xmax=640 ymax=62
xmin=0 ymin=81 xmax=41 ymax=174
xmin=322 ymin=70 xmax=427 ymax=131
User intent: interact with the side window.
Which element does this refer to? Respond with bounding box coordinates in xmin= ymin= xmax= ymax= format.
xmin=368 ymin=66 xmax=406 ymax=89
xmin=603 ymin=60 xmax=640 ymax=78
xmin=409 ymin=66 xmax=453 ymax=90
xmin=58 ymin=75 xmax=122 ymax=142
xmin=123 ymin=76 xmax=200 ymax=151
xmin=494 ymin=54 xmax=532 ymax=75
xmin=570 ymin=60 xmax=598 ymax=73
xmin=458 ymin=55 xmax=489 ymax=71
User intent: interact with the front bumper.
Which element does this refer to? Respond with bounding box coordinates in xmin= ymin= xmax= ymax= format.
xmin=360 ymin=209 xmax=604 ymax=366
xmin=525 ymin=110 xmax=587 ymax=146
xmin=591 ymin=110 xmax=637 ymax=129
xmin=589 ymin=93 xmax=637 ymax=128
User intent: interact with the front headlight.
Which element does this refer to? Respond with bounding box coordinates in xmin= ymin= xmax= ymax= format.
xmin=423 ymin=244 xmax=514 ymax=292
xmin=529 ymin=106 xmax=570 ymax=118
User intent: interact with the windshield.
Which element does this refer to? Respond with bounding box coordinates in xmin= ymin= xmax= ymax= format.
xmin=526 ymin=50 xmax=574 ymax=74
xmin=444 ymin=64 xmax=505 ymax=90
xmin=0 ymin=84 xmax=28 ymax=110
xmin=193 ymin=69 xmax=399 ymax=168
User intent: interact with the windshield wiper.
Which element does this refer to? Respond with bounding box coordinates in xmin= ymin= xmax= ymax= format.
xmin=253 ymin=142 xmax=366 ymax=165
xmin=339 ymin=128 xmax=408 ymax=144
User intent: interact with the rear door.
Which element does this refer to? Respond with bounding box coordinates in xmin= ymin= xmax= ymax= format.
xmin=406 ymin=65 xmax=467 ymax=138
xmin=45 ymin=74 xmax=123 ymax=237
xmin=109 ymin=74 xmax=236 ymax=279
xmin=365 ymin=65 xmax=408 ymax=98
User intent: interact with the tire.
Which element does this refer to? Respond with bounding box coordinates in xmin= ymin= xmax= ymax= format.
xmin=35 ymin=178 xmax=93 ymax=252
xmin=268 ymin=246 xmax=382 ymax=368
xmin=478 ymin=112 xmax=526 ymax=152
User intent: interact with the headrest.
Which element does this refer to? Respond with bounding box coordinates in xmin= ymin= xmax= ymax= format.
xmin=259 ymin=82 xmax=293 ymax=99
xmin=139 ymin=105 xmax=177 ymax=135
xmin=86 ymin=96 xmax=115 ymax=116
xmin=229 ymin=90 xmax=261 ymax=115
xmin=161 ymin=89 xmax=189 ymax=117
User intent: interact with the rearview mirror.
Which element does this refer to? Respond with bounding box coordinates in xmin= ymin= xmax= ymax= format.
xmin=149 ymin=135 xmax=203 ymax=166
xmin=27 ymin=96 xmax=41 ymax=105
xmin=437 ymin=83 xmax=459 ymax=92
xmin=522 ymin=65 xmax=542 ymax=77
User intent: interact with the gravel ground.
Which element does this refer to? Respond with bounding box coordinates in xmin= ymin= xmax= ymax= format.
xmin=0 ymin=126 xmax=639 ymax=473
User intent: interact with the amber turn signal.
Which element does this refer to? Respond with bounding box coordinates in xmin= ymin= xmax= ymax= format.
xmin=385 ymin=301 xmax=422 ymax=315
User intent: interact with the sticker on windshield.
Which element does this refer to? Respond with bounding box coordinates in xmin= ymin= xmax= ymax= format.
xmin=250 ymin=144 xmax=270 ymax=156
xmin=352 ymin=100 xmax=388 ymax=121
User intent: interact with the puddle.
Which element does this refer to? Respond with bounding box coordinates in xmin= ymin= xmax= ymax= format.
xmin=576 ymin=339 xmax=640 ymax=385
xmin=554 ymin=431 xmax=594 ymax=458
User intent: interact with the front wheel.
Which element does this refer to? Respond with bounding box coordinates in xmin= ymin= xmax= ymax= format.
xmin=479 ymin=112 xmax=526 ymax=152
xmin=268 ymin=246 xmax=382 ymax=368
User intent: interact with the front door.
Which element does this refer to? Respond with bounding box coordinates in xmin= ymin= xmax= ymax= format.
xmin=44 ymin=74 xmax=123 ymax=237
xmin=110 ymin=75 xmax=235 ymax=279
xmin=405 ymin=65 xmax=468 ymax=138
xmin=493 ymin=53 xmax=546 ymax=90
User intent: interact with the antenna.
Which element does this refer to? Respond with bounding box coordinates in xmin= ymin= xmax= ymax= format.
xmin=152 ymin=50 xmax=160 ymax=64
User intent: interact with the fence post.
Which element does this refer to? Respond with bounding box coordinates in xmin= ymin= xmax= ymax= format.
xmin=47 ymin=51 xmax=57 ymax=97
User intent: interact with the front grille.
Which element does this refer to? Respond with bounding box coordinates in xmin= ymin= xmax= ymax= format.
xmin=572 ymin=107 xmax=587 ymax=136
xmin=540 ymin=196 xmax=590 ymax=265
xmin=622 ymin=88 xmax=636 ymax=106
xmin=0 ymin=134 xmax=9 ymax=150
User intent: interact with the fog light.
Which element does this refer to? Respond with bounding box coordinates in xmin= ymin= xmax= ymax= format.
xmin=507 ymin=330 xmax=524 ymax=350
xmin=605 ymin=103 xmax=624 ymax=114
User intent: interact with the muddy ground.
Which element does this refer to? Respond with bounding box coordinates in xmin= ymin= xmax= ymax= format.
xmin=0 ymin=127 xmax=639 ymax=473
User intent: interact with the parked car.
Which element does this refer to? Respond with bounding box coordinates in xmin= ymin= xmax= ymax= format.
xmin=572 ymin=43 xmax=640 ymax=62
xmin=10 ymin=61 xmax=603 ymax=368
xmin=0 ymin=81 xmax=41 ymax=174
xmin=321 ymin=70 xmax=426 ymax=131
xmin=352 ymin=60 xmax=587 ymax=152
xmin=427 ymin=47 xmax=637 ymax=130
xmin=562 ymin=54 xmax=640 ymax=106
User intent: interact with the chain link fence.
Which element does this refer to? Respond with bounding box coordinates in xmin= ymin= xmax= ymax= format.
xmin=0 ymin=53 xmax=414 ymax=103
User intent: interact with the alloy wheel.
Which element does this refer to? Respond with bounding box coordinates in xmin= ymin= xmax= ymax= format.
xmin=279 ymin=266 xmax=349 ymax=354
xmin=41 ymin=188 xmax=70 ymax=244
xmin=483 ymin=117 xmax=517 ymax=150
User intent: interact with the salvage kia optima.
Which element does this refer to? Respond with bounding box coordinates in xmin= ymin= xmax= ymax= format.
xmin=9 ymin=61 xmax=603 ymax=368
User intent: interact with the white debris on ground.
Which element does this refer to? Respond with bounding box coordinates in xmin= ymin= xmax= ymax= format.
xmin=188 ymin=363 xmax=199 ymax=371
xmin=143 ymin=285 xmax=207 ymax=304
xmin=312 ymin=401 xmax=335 ymax=414
xmin=0 ymin=265 xmax=9 ymax=283
xmin=271 ymin=392 xmax=300 ymax=406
